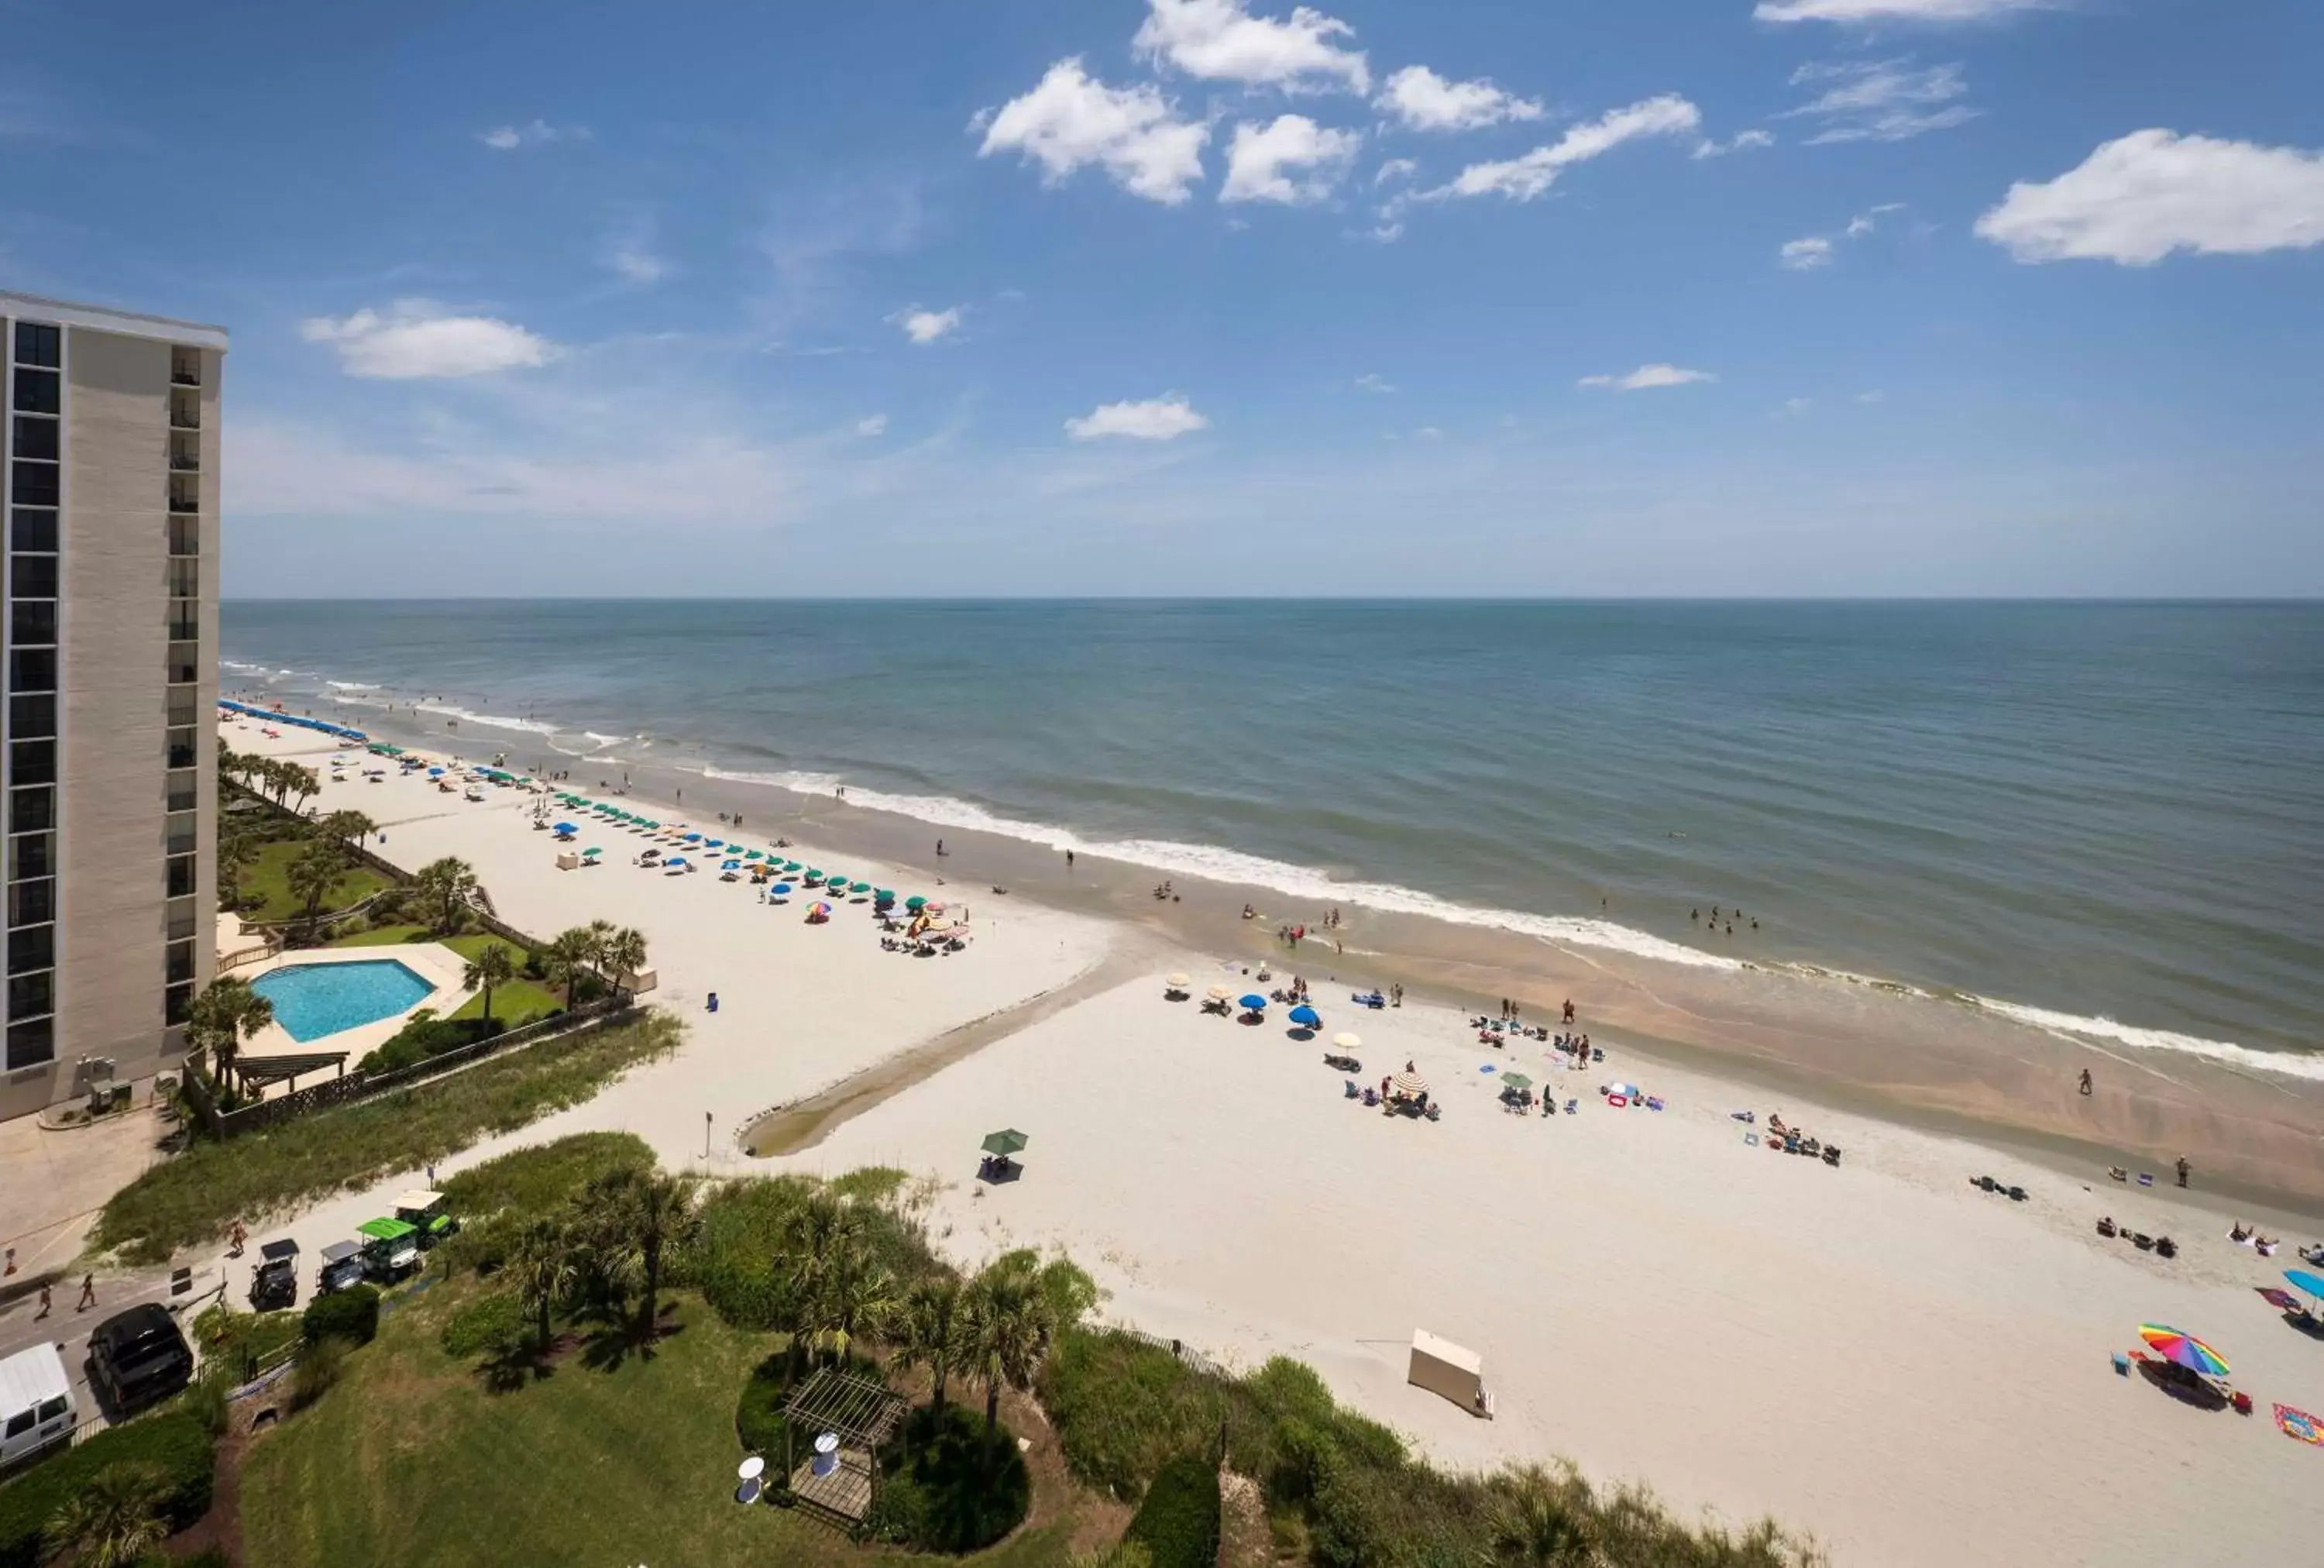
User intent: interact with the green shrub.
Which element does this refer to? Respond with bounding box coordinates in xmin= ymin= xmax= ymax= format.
xmin=0 ymin=1411 xmax=213 ymax=1568
xmin=1039 ymin=1329 xmax=1226 ymax=1501
xmin=301 ymin=1284 xmax=379 ymax=1346
xmin=866 ymin=1402 xmax=1031 ymax=1554
xmin=734 ymin=1352 xmax=796 ymax=1460
xmin=678 ymin=1176 xmax=816 ymax=1330
xmin=440 ymin=1293 xmax=530 ymax=1360
xmin=1123 ymin=1454 xmax=1220 ymax=1568
xmin=359 ymin=1013 xmax=503 ymax=1074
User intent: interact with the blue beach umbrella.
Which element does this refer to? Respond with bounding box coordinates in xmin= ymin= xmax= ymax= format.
xmin=722 ymin=859 xmax=741 ymax=871
xmin=1238 ymin=993 xmax=1267 ymax=1011
xmin=2287 ymin=1268 xmax=2324 ymax=1305
xmin=1288 ymin=1004 xmax=1322 ymax=1027
xmin=553 ymin=821 xmax=576 ymax=834
xmin=771 ymin=882 xmax=794 ymax=896
xmin=704 ymin=838 xmax=724 ymax=849
xmin=666 ymin=857 xmax=689 ymax=868
xmin=682 ymin=832 xmax=701 ymax=842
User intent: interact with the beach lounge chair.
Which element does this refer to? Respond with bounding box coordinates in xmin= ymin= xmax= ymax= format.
xmin=2006 ymin=1185 xmax=2027 ymax=1202
xmin=2154 ymin=1236 xmax=2177 ymax=1258
xmin=1563 ymin=1099 xmax=1577 ymax=1116
xmin=1822 ymin=1145 xmax=1841 ymax=1167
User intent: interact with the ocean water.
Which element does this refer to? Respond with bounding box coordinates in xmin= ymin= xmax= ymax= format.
xmin=222 ymin=600 xmax=2324 ymax=1075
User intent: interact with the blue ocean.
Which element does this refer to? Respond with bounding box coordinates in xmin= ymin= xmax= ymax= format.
xmin=222 ymin=600 xmax=2324 ymax=1075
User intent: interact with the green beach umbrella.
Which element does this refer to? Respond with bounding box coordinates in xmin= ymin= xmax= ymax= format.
xmin=905 ymin=896 xmax=926 ymax=910
xmin=850 ymin=881 xmax=873 ymax=894
xmin=805 ymin=868 xmax=823 ymax=881
xmin=582 ymin=847 xmax=603 ymax=858
xmin=782 ymin=861 xmax=801 ymax=872
xmin=980 ymin=1129 xmax=1029 ymax=1158
xmin=744 ymin=849 xmax=763 ymax=860
xmin=1501 ymin=1072 xmax=1533 ymax=1091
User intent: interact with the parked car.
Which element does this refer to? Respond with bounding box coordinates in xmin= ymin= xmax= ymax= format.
xmin=86 ymin=1304 xmax=192 ymax=1412
xmin=0 ymin=1344 xmax=75 ymax=1471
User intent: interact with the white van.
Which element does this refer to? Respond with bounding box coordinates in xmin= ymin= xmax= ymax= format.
xmin=0 ymin=1343 xmax=76 ymax=1470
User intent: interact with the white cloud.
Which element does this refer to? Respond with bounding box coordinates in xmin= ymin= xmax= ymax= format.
xmin=1693 ymin=129 xmax=1776 ymax=160
xmin=1778 ymin=397 xmax=1815 ymax=416
xmin=1786 ymin=60 xmax=1975 ymax=143
xmin=1064 ymin=396 xmax=1210 ymax=441
xmin=1374 ymin=157 xmax=1418 ymax=186
xmin=1374 ymin=65 xmax=1542 ymax=133
xmin=601 ymin=214 xmax=671 ymax=284
xmin=1858 ymin=390 xmax=1886 ymax=403
xmin=1354 ymin=373 xmax=1394 ymax=393
xmin=1133 ymin=0 xmax=1370 ymax=95
xmin=478 ymin=119 xmax=582 ymax=150
xmin=1780 ymin=236 xmax=1834 ymax=269
xmin=1975 ymin=129 xmax=2324 ymax=265
xmin=895 ymin=305 xmax=964 ymax=345
xmin=298 ymin=301 xmax=557 ymax=379
xmin=1422 ymin=95 xmax=1701 ymax=201
xmin=1578 ymin=363 xmax=1715 ymax=391
xmin=1416 ymin=426 xmax=1443 ymax=440
xmin=1757 ymin=0 xmax=2051 ymax=19
xmin=856 ymin=414 xmax=889 ymax=437
xmin=1222 ymin=115 xmax=1362 ymax=204
xmin=975 ymin=58 xmax=1211 ymax=205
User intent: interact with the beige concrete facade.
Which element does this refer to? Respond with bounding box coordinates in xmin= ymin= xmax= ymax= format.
xmin=1 ymin=293 xmax=224 ymax=1122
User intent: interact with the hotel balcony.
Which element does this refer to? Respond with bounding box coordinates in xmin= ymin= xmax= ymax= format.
xmin=169 ymin=391 xmax=200 ymax=430
xmin=170 ymin=356 xmax=202 ymax=387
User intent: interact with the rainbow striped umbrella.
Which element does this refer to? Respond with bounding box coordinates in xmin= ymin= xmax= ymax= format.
xmin=2138 ymin=1325 xmax=2229 ymax=1377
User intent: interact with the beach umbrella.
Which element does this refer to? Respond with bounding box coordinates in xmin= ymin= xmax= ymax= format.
xmin=745 ymin=850 xmax=764 ymax=860
xmin=704 ymin=838 xmax=724 ymax=849
xmin=808 ymin=900 xmax=832 ymax=917
xmin=1501 ymin=1072 xmax=1534 ymax=1091
xmin=1208 ymin=985 xmax=1232 ymax=1001
xmin=1166 ymin=971 xmax=1191 ymax=989
xmin=873 ymin=888 xmax=893 ymax=901
xmin=2137 ymin=1325 xmax=2229 ymax=1377
xmin=723 ymin=860 xmax=741 ymax=870
xmin=1332 ymin=1032 xmax=1362 ymax=1050
xmin=906 ymin=896 xmax=927 ymax=910
xmin=826 ymin=872 xmax=850 ymax=887
xmin=553 ymin=822 xmax=576 ymax=834
xmin=2285 ymin=1268 xmax=2324 ymax=1305
xmin=1288 ymin=1004 xmax=1322 ymax=1027
xmin=667 ymin=857 xmax=689 ymax=868
xmin=1238 ymin=993 xmax=1267 ymax=1011
xmin=981 ymin=1128 xmax=1029 ymax=1158
xmin=428 ymin=767 xmax=445 ymax=776
xmin=850 ymin=881 xmax=873 ymax=895
xmin=1391 ymin=1068 xmax=1430 ymax=1098
xmin=771 ymin=882 xmax=794 ymax=896
xmin=682 ymin=832 xmax=701 ymax=842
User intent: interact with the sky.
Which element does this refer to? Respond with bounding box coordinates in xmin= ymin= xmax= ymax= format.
xmin=5 ymin=0 xmax=2320 ymax=597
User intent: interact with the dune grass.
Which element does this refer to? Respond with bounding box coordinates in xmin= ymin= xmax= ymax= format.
xmin=90 ymin=1014 xmax=681 ymax=1264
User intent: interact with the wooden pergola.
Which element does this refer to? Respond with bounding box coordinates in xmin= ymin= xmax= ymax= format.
xmin=779 ymin=1367 xmax=908 ymax=1530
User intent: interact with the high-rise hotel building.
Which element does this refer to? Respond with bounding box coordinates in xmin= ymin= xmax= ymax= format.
xmin=0 ymin=293 xmax=223 ymax=1122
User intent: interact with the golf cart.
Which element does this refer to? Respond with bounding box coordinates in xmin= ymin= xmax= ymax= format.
xmin=248 ymin=1238 xmax=300 ymax=1311
xmin=394 ymin=1190 xmax=458 ymax=1250
xmin=356 ymin=1216 xmax=421 ymax=1282
xmin=317 ymin=1240 xmax=366 ymax=1295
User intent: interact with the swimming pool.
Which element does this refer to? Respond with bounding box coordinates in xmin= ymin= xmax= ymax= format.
xmin=251 ymin=960 xmax=435 ymax=1042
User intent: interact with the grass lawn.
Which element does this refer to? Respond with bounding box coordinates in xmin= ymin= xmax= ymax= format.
xmin=236 ymin=1287 xmax=1083 ymax=1568
xmin=240 ymin=839 xmax=393 ymax=923
xmin=90 ymin=1014 xmax=681 ymax=1264
xmin=331 ymin=927 xmax=563 ymax=1024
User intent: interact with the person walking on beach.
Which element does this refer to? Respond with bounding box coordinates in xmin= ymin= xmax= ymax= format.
xmin=1065 ymin=849 xmax=1074 ymax=870
xmin=229 ymin=1219 xmax=246 ymax=1258
xmin=2176 ymin=1156 xmax=2191 ymax=1188
xmin=33 ymin=1284 xmax=50 ymax=1322
xmin=2078 ymin=1068 xmax=2092 ymax=1096
xmin=1562 ymin=998 xmax=1576 ymax=1026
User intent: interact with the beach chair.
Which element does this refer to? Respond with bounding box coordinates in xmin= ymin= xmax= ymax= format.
xmin=1563 ymin=1099 xmax=1576 ymax=1116
xmin=1345 ymin=1080 xmax=1360 ymax=1099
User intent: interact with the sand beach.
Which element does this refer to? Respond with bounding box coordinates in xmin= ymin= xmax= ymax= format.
xmin=220 ymin=714 xmax=2324 ymax=1565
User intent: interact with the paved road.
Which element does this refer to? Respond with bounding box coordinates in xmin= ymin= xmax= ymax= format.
xmin=0 ymin=1263 xmax=225 ymax=1436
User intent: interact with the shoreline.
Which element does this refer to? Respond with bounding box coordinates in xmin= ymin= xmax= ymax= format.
xmin=257 ymin=692 xmax=2324 ymax=1216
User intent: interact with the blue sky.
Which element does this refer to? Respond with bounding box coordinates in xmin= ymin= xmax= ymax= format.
xmin=6 ymin=0 xmax=2320 ymax=596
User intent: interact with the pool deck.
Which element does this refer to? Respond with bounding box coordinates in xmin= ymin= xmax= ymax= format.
xmin=233 ymin=944 xmax=475 ymax=1075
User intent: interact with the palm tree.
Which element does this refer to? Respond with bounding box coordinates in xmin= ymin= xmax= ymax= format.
xmin=1487 ymin=1463 xmax=1600 ymax=1566
xmin=462 ymin=941 xmax=517 ymax=1025
xmin=600 ymin=926 xmax=648 ymax=997
xmin=414 ymin=856 xmax=478 ymax=934
xmin=961 ymin=1255 xmax=1057 ymax=1441
xmin=776 ymin=1190 xmax=865 ymax=1375
xmin=584 ymin=918 xmax=617 ymax=985
xmin=318 ymin=808 xmax=376 ymax=856
xmin=281 ymin=762 xmax=321 ymax=813
xmin=217 ymin=827 xmax=261 ymax=909
xmin=507 ymin=1216 xmax=580 ymax=1350
xmin=581 ymin=1168 xmax=700 ymax=1344
xmin=41 ymin=1459 xmax=172 ymax=1567
xmin=284 ymin=840 xmax=348 ymax=929
xmin=892 ymin=1275 xmax=967 ymax=1411
xmin=185 ymin=975 xmax=273 ymax=1095
xmin=544 ymin=927 xmax=599 ymax=1010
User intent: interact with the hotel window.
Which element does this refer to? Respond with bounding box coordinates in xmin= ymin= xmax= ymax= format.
xmin=166 ymin=899 xmax=196 ymax=942
xmin=8 ymin=878 xmax=52 ymax=927
xmin=10 ymin=741 xmax=54 ymax=787
xmin=10 ymin=831 xmax=53 ymax=880
xmin=166 ymin=602 xmax=198 ymax=641
xmin=165 ymin=770 xmax=195 ymax=813
xmin=166 ymin=643 xmax=198 ymax=686
xmin=166 ymin=558 xmax=199 ymax=599
xmin=8 ymin=971 xmax=51 ymax=1019
xmin=165 ymin=938 xmax=194 ymax=986
xmin=9 ymin=648 xmax=56 ymax=693
xmin=13 ymin=323 xmax=59 ymax=367
xmin=165 ymin=854 xmax=195 ymax=899
xmin=8 ymin=462 xmax=57 ymax=509
xmin=11 ymin=601 xmax=56 ymax=647
xmin=165 ymin=810 xmax=196 ymax=857
xmin=9 ymin=784 xmax=52 ymax=834
xmin=11 ymin=510 xmax=56 ymax=552
xmin=8 ymin=923 xmax=53 ymax=976
xmin=164 ymin=727 xmax=194 ymax=769
xmin=12 ymin=553 xmax=57 ymax=600
xmin=10 ymin=368 xmax=58 ymax=416
xmin=9 ymin=417 xmax=57 ymax=462
xmin=9 ymin=695 xmax=54 ymax=741
xmin=165 ymin=982 xmax=193 ymax=1027
xmin=6 ymin=1016 xmax=53 ymax=1068
xmin=167 ymin=515 xmax=198 ymax=556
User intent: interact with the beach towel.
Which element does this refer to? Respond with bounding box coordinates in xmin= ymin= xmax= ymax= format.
xmin=2257 ymin=1288 xmax=2303 ymax=1312
xmin=2275 ymin=1405 xmax=2322 ymax=1446
xmin=2137 ymin=1173 xmax=2154 ymax=1187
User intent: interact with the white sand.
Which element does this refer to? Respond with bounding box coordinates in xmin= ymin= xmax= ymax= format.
xmin=224 ymin=721 xmax=2324 ymax=1564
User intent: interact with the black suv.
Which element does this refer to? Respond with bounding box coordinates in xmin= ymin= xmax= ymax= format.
xmin=86 ymin=1305 xmax=193 ymax=1412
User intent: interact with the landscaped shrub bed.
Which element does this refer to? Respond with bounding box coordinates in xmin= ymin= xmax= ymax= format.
xmin=302 ymin=1284 xmax=380 ymax=1346
xmin=1123 ymin=1453 xmax=1220 ymax=1568
xmin=866 ymin=1402 xmax=1030 ymax=1555
xmin=0 ymin=1411 xmax=214 ymax=1568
